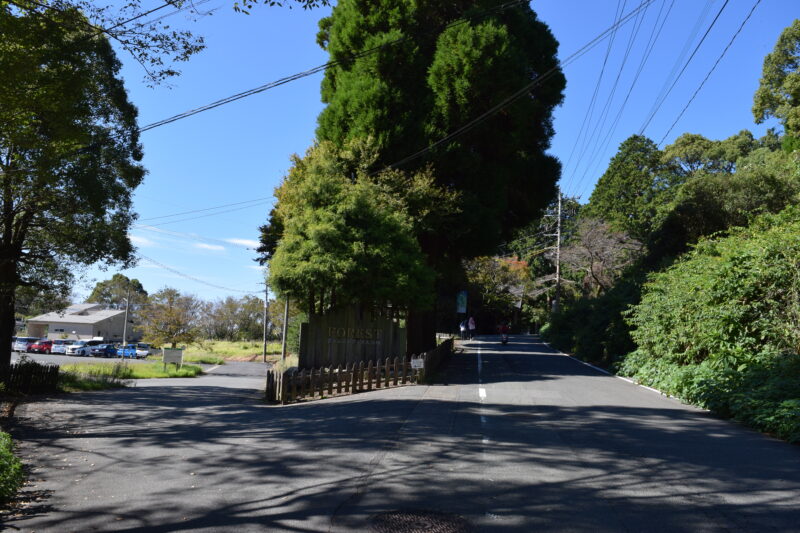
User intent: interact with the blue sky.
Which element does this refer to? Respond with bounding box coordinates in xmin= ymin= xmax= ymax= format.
xmin=78 ymin=0 xmax=799 ymax=302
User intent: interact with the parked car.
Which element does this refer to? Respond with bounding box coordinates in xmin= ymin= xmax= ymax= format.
xmin=116 ymin=344 xmax=138 ymax=358
xmin=66 ymin=340 xmax=93 ymax=356
xmin=90 ymin=344 xmax=117 ymax=358
xmin=29 ymin=339 xmax=53 ymax=354
xmin=135 ymin=343 xmax=152 ymax=358
xmin=13 ymin=337 xmax=39 ymax=353
xmin=50 ymin=339 xmax=74 ymax=355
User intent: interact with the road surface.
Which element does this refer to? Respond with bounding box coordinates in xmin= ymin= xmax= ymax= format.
xmin=4 ymin=336 xmax=799 ymax=532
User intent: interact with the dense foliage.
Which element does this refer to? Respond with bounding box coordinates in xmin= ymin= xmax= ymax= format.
xmin=0 ymin=431 xmax=23 ymax=503
xmin=0 ymin=4 xmax=145 ymax=371
xmin=541 ymin=20 xmax=800 ymax=443
xmin=620 ymin=209 xmax=800 ymax=442
xmin=316 ymin=0 xmax=564 ymax=259
xmin=265 ymin=141 xmax=436 ymax=314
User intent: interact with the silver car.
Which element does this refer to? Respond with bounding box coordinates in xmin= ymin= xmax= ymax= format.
xmin=13 ymin=337 xmax=39 ymax=353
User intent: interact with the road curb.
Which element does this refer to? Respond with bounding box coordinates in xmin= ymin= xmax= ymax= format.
xmin=539 ymin=338 xmax=688 ymax=403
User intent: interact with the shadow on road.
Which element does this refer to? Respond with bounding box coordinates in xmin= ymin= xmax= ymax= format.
xmin=4 ymin=340 xmax=800 ymax=532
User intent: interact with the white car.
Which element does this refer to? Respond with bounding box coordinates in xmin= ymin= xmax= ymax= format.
xmin=51 ymin=339 xmax=74 ymax=355
xmin=66 ymin=340 xmax=91 ymax=356
xmin=135 ymin=343 xmax=152 ymax=358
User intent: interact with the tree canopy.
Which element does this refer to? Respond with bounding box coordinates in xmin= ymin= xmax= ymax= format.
xmin=87 ymin=274 xmax=148 ymax=309
xmin=139 ymin=288 xmax=201 ymax=349
xmin=753 ymin=19 xmax=800 ymax=137
xmin=266 ymin=141 xmax=435 ymax=314
xmin=0 ymin=5 xmax=146 ymax=369
xmin=582 ymin=135 xmax=670 ymax=241
xmin=315 ymin=0 xmax=564 ymax=258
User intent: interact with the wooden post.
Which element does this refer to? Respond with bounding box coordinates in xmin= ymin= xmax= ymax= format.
xmin=375 ymin=360 xmax=382 ymax=388
xmin=384 ymin=357 xmax=390 ymax=388
xmin=325 ymin=367 xmax=332 ymax=397
xmin=336 ymin=365 xmax=342 ymax=394
xmin=367 ymin=360 xmax=373 ymax=391
xmin=393 ymin=357 xmax=399 ymax=386
xmin=401 ymin=358 xmax=408 ymax=385
xmin=350 ymin=363 xmax=358 ymax=393
xmin=357 ymin=361 xmax=364 ymax=392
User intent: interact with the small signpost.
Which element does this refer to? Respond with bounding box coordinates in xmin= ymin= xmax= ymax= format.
xmin=410 ymin=357 xmax=424 ymax=370
xmin=162 ymin=348 xmax=184 ymax=371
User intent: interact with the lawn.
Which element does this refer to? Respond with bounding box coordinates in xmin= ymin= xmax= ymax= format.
xmin=59 ymin=361 xmax=203 ymax=391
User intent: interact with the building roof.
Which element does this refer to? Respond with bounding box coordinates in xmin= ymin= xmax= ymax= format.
xmin=28 ymin=304 xmax=125 ymax=325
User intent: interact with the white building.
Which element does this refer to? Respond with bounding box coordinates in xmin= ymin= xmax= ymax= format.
xmin=26 ymin=303 xmax=137 ymax=341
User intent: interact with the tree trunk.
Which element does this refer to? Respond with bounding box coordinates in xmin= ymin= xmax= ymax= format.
xmin=0 ymin=260 xmax=17 ymax=375
xmin=406 ymin=307 xmax=436 ymax=357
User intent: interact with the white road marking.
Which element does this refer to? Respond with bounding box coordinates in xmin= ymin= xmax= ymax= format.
xmin=479 ymin=387 xmax=487 ymax=399
xmin=206 ymin=365 xmax=221 ymax=373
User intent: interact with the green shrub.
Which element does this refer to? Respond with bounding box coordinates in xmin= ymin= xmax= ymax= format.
xmin=620 ymin=208 xmax=800 ymax=442
xmin=0 ymin=432 xmax=23 ymax=503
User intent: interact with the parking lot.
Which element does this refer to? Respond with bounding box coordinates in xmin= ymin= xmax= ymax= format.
xmin=11 ymin=350 xmax=154 ymax=366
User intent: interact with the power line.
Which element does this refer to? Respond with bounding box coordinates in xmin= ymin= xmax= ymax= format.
xmin=566 ymin=0 xmax=651 ymax=197
xmin=638 ymin=0 xmax=730 ymax=135
xmin=133 ymin=225 xmax=256 ymax=249
xmin=138 ymin=254 xmax=259 ymax=294
xmin=383 ymin=0 xmax=656 ymax=172
xmin=138 ymin=200 xmax=271 ymax=227
xmin=657 ymin=0 xmax=761 ymax=146
xmin=560 ymin=0 xmax=626 ymax=178
xmin=138 ymin=196 xmax=272 ymax=222
xmin=563 ymin=0 xmax=674 ymax=198
xmin=138 ymin=0 xmax=528 ymax=133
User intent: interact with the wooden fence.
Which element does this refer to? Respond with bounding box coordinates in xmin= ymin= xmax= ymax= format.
xmin=266 ymin=338 xmax=453 ymax=404
xmin=1 ymin=361 xmax=60 ymax=395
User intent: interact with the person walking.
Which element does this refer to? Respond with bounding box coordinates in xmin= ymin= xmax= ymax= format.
xmin=468 ymin=316 xmax=476 ymax=340
xmin=459 ymin=319 xmax=467 ymax=340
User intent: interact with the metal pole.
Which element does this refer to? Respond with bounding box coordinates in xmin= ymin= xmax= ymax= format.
xmin=280 ymin=298 xmax=289 ymax=362
xmin=262 ymin=286 xmax=268 ymax=363
xmin=122 ymin=286 xmax=131 ymax=347
xmin=553 ymin=188 xmax=562 ymax=313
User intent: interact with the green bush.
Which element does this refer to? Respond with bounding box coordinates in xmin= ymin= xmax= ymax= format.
xmin=620 ymin=208 xmax=800 ymax=442
xmin=0 ymin=432 xmax=23 ymax=503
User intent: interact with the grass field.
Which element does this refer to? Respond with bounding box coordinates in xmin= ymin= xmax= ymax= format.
xmin=59 ymin=361 xmax=203 ymax=391
xmin=179 ymin=340 xmax=285 ymax=362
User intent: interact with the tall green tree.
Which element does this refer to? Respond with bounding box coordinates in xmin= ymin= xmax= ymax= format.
xmin=316 ymin=0 xmax=564 ymax=257
xmin=582 ymin=135 xmax=671 ymax=242
xmin=312 ymin=0 xmax=564 ymax=351
xmin=0 ymin=6 xmax=146 ymax=371
xmin=267 ymin=142 xmax=435 ymax=314
xmin=87 ymin=274 xmax=148 ymax=309
xmin=753 ymin=19 xmax=800 ymax=138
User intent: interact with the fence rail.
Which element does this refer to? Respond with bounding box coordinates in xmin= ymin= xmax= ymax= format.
xmin=1 ymin=361 xmax=60 ymax=395
xmin=266 ymin=338 xmax=453 ymax=404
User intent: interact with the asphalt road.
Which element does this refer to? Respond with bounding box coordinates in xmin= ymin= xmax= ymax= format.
xmin=4 ymin=336 xmax=800 ymax=532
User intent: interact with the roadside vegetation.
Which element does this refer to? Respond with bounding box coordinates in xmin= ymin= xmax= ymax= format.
xmin=59 ymin=362 xmax=203 ymax=391
xmin=537 ymin=20 xmax=800 ymax=443
xmin=0 ymin=431 xmax=23 ymax=504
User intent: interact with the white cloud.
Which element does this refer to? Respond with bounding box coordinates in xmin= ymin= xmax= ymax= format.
xmin=130 ymin=235 xmax=156 ymax=247
xmin=225 ymin=238 xmax=260 ymax=248
xmin=194 ymin=243 xmax=225 ymax=251
xmin=247 ymin=265 xmax=266 ymax=271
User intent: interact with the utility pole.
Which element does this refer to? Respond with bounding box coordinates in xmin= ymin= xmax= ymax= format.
xmin=280 ymin=298 xmax=289 ymax=362
xmin=553 ymin=188 xmax=562 ymax=313
xmin=122 ymin=285 xmax=131 ymax=347
xmin=262 ymin=285 xmax=269 ymax=363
